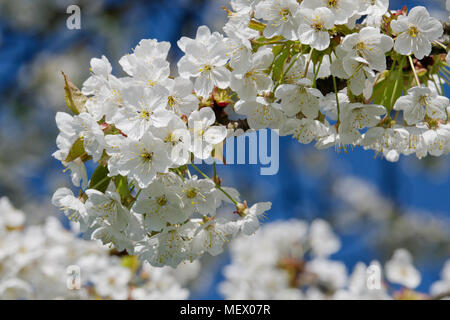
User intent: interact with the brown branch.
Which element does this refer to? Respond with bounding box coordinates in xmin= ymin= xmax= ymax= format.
xmin=212 ymin=104 xmax=250 ymax=132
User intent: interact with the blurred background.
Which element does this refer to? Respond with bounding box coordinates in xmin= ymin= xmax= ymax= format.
xmin=0 ymin=0 xmax=448 ymax=299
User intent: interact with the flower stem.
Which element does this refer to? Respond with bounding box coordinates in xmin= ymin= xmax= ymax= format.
xmin=434 ymin=40 xmax=448 ymax=51
xmin=389 ymin=58 xmax=404 ymax=110
xmin=213 ymin=160 xmax=217 ymax=182
xmin=329 ymin=53 xmax=340 ymax=126
xmin=312 ymin=57 xmax=323 ymax=88
xmin=283 ymin=53 xmax=301 ymax=79
xmin=304 ymin=47 xmax=314 ymax=77
xmin=408 ymin=55 xmax=421 ymax=86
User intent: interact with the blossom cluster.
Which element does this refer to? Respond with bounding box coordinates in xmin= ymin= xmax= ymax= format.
xmin=221 ymin=1 xmax=449 ymax=162
xmin=53 ymin=48 xmax=272 ymax=267
xmin=53 ymin=0 xmax=449 ymax=267
xmin=0 ymin=197 xmax=199 ymax=299
xmin=220 ymin=219 xmax=450 ymax=300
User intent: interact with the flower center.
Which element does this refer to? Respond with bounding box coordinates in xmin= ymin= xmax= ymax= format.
xmin=245 ymin=70 xmax=256 ymax=79
xmin=141 ymin=152 xmax=153 ymax=162
xmin=408 ymin=26 xmax=419 ymax=38
xmin=400 ymin=267 xmax=408 ymax=277
xmin=312 ymin=17 xmax=324 ymax=31
xmin=164 ymin=133 xmax=174 ymax=143
xmin=202 ymin=65 xmax=212 ymax=72
xmin=280 ymin=8 xmax=291 ymax=22
xmin=197 ymin=128 xmax=205 ymax=137
xmin=186 ymin=188 xmax=198 ymax=199
xmin=356 ymin=42 xmax=366 ymax=51
xmin=327 ymin=0 xmax=338 ymax=8
xmin=157 ymin=196 xmax=168 ymax=207
xmin=140 ymin=110 xmax=151 ymax=120
xmin=419 ymin=95 xmax=428 ymax=106
xmin=168 ymin=96 xmax=177 ymax=107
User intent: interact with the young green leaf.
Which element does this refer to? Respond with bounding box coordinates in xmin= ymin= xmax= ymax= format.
xmin=64 ymin=137 xmax=86 ymax=163
xmin=115 ymin=175 xmax=130 ymax=199
xmin=62 ymin=71 xmax=88 ymax=115
xmin=89 ymin=165 xmax=111 ymax=193
xmin=272 ymin=46 xmax=290 ymax=83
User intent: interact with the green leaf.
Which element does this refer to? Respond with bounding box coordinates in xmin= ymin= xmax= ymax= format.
xmin=373 ymin=58 xmax=406 ymax=112
xmin=62 ymin=71 xmax=87 ymax=115
xmin=64 ymin=137 xmax=85 ymax=163
xmin=89 ymin=165 xmax=111 ymax=193
xmin=272 ymin=46 xmax=290 ymax=83
xmin=335 ymin=24 xmax=354 ymax=36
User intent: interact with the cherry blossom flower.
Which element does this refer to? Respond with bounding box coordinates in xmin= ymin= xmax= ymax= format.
xmin=394 ymin=86 xmax=449 ymax=125
xmin=234 ymin=98 xmax=284 ymax=130
xmin=301 ymin=0 xmax=359 ymax=25
xmin=177 ymin=26 xmax=231 ymax=98
xmin=297 ymin=7 xmax=335 ymax=51
xmin=391 ymin=6 xmax=443 ymax=59
xmin=357 ymin=0 xmax=389 ymax=16
xmin=51 ymin=0 xmax=450 ymax=270
xmin=230 ymin=47 xmax=274 ymax=100
xmin=385 ymin=249 xmax=421 ymax=289
xmin=275 ymin=78 xmax=323 ymax=118
xmin=236 ymin=202 xmax=272 ymax=235
xmin=112 ymin=85 xmax=173 ymax=139
xmin=341 ymin=27 xmax=393 ymax=72
xmin=188 ymin=107 xmax=227 ymax=160
xmin=254 ymin=0 xmax=301 ymax=40
xmin=105 ymin=132 xmax=171 ymax=188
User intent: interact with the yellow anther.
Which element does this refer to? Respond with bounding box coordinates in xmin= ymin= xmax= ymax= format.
xmin=408 ymin=26 xmax=419 ymax=38
xmin=141 ymin=152 xmax=153 ymax=162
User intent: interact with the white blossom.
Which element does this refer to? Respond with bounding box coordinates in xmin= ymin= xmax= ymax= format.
xmin=357 ymin=0 xmax=389 ymax=16
xmin=105 ymin=132 xmax=171 ymax=188
xmin=188 ymin=107 xmax=228 ymax=160
xmin=391 ymin=6 xmax=443 ymax=59
xmin=112 ymin=85 xmax=173 ymax=140
xmin=301 ymin=0 xmax=359 ymax=25
xmin=385 ymin=249 xmax=421 ymax=289
xmin=178 ymin=26 xmax=231 ymax=98
xmin=341 ymin=27 xmax=393 ymax=72
xmin=297 ymin=7 xmax=335 ymax=51
xmin=254 ymin=0 xmax=301 ymax=40
xmin=394 ymin=86 xmax=449 ymax=125
xmin=275 ymin=78 xmax=323 ymax=118
xmin=230 ymin=47 xmax=274 ymax=100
